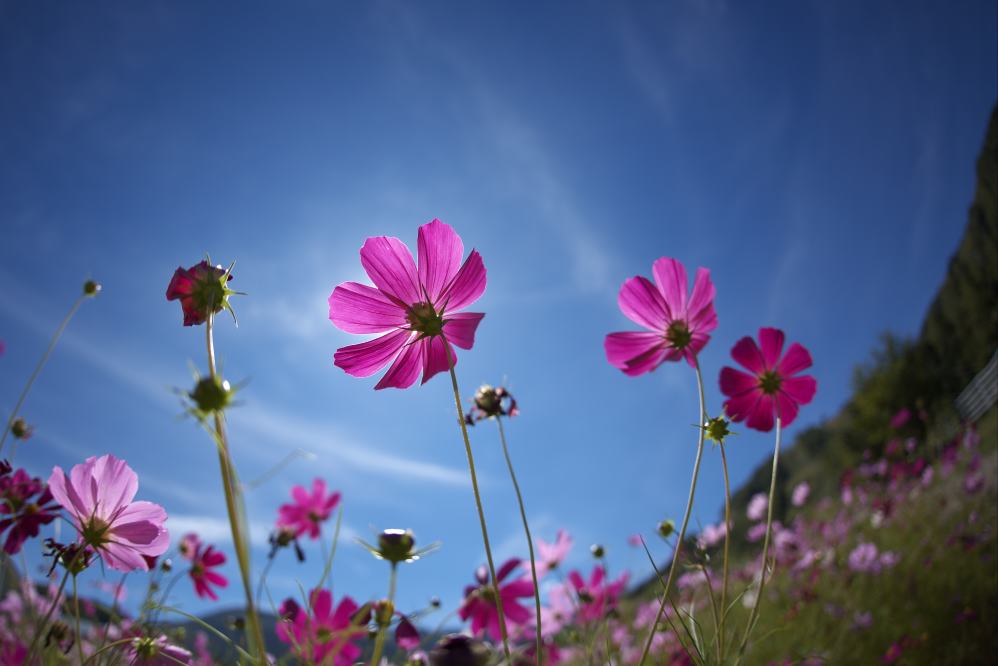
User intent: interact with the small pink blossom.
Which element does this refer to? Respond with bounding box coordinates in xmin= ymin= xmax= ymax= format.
xmin=188 ymin=541 xmax=228 ymax=601
xmin=329 ymin=219 xmax=487 ymax=390
xmin=605 ymin=257 xmax=717 ymax=374
xmin=566 ymin=565 xmax=628 ymax=624
xmin=697 ymin=523 xmax=726 ymax=549
xmin=889 ymin=408 xmax=911 ymax=429
xmin=627 ymin=533 xmax=643 ymax=547
xmin=48 ymin=454 xmax=169 ymax=572
xmin=791 ymin=482 xmax=811 ymax=507
xmin=178 ymin=532 xmax=202 ymax=560
xmin=277 ymin=588 xmax=365 ymax=664
xmin=747 ymin=493 xmax=768 ymax=521
xmin=459 ymin=558 xmax=535 ymax=641
xmin=531 ymin=529 xmax=573 ymax=576
xmin=719 ymin=328 xmax=817 ymax=431
xmin=276 ymin=478 xmax=341 ymax=540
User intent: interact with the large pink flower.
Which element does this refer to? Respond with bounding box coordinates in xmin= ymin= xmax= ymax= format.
xmin=605 ymin=257 xmax=717 ymax=375
xmin=276 ymin=478 xmax=341 ymax=540
xmin=47 ymin=454 xmax=169 ymax=572
xmin=329 ymin=219 xmax=486 ymax=389
xmin=719 ymin=327 xmax=817 ymax=432
xmin=459 ymin=558 xmax=535 ymax=642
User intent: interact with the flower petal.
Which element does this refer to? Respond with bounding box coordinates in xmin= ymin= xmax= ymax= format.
xmin=723 ymin=390 xmax=761 ymax=424
xmin=652 ymin=257 xmax=688 ymax=319
xmin=604 ymin=331 xmax=663 ymax=371
xmin=776 ymin=392 xmax=800 ymax=427
xmin=781 ymin=374 xmax=817 ymax=405
xmin=101 ymin=542 xmax=152 ymax=572
xmin=93 ymin=455 xmax=139 ymax=519
xmin=334 ymin=330 xmax=410 ymax=378
xmin=359 ymin=236 xmax=420 ymax=304
xmin=418 ymin=219 xmax=464 ymax=303
xmin=777 ymin=342 xmax=813 ymax=377
xmin=497 ymin=558 xmax=523 ymax=581
xmin=758 ymin=328 xmax=785 ymax=370
xmin=375 ymin=338 xmax=426 ymax=390
xmin=719 ymin=366 xmax=758 ymax=398
xmin=439 ymin=250 xmax=486 ymax=312
xmin=618 ymin=277 xmax=668 ymax=331
xmin=443 ymin=312 xmax=484 ymax=350
xmin=730 ymin=336 xmax=765 ymax=375
xmin=686 ymin=267 xmax=716 ymax=328
xmin=328 ymin=282 xmax=407 ymax=334
xmin=421 ymin=336 xmax=455 ymax=385
xmin=311 ymin=588 xmax=332 ymax=620
xmin=746 ymin=393 xmax=776 ymax=432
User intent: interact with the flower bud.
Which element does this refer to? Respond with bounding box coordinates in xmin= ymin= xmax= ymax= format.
xmin=10 ymin=418 xmax=33 ymax=440
xmin=658 ymin=520 xmax=675 ymax=539
xmin=160 ymin=558 xmax=173 ymax=573
xmin=375 ymin=599 xmax=395 ymax=627
xmin=590 ymin=544 xmax=605 ymax=559
xmin=430 ymin=596 xmax=441 ymax=609
xmin=83 ymin=280 xmax=102 ymax=297
xmin=377 ymin=528 xmax=416 ymax=564
xmin=429 ymin=634 xmax=491 ymax=666
xmin=704 ymin=416 xmax=732 ymax=444
xmin=189 ymin=376 xmax=233 ymax=415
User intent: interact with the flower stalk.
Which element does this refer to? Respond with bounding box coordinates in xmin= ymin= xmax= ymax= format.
xmin=444 ymin=340 xmax=512 ymax=663
xmin=638 ymin=359 xmax=708 ymax=666
xmin=204 ymin=313 xmax=267 ymax=662
xmin=718 ymin=441 xmax=733 ymax=663
xmin=369 ymin=563 xmax=398 ymax=666
xmin=496 ymin=415 xmax=543 ymax=665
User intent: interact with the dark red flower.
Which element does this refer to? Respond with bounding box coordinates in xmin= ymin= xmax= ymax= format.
xmin=0 ymin=469 xmax=59 ymax=554
xmin=166 ymin=260 xmax=235 ymax=326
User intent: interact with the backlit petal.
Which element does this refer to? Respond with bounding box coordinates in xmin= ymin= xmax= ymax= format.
xmin=360 ymin=236 xmax=420 ymax=304
xmin=440 ymin=250 xmax=486 ymax=312
xmin=329 ymin=282 xmax=406 ymax=334
xmin=652 ymin=257 xmax=688 ymax=319
xmin=375 ymin=338 xmax=426 ymax=390
xmin=418 ymin=219 xmax=464 ymax=303
xmin=334 ymin=330 xmax=410 ymax=378
xmin=618 ymin=277 xmax=668 ymax=331
xmin=443 ymin=312 xmax=484 ymax=350
xmin=758 ymin=328 xmax=785 ymax=370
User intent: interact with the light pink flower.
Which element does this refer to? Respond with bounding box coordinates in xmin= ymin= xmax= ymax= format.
xmin=719 ymin=327 xmax=817 ymax=431
xmin=459 ymin=558 xmax=535 ymax=641
xmin=127 ymin=635 xmax=192 ymax=665
xmin=747 ymin=493 xmax=768 ymax=521
xmin=605 ymin=257 xmax=717 ymax=375
xmin=847 ymin=542 xmax=889 ymax=574
xmin=178 ymin=532 xmax=201 ymax=560
xmin=48 ymin=455 xmax=169 ymax=572
xmin=529 ymin=529 xmax=573 ymax=577
xmin=277 ymin=478 xmax=341 ymax=540
xmin=697 ymin=522 xmax=726 ymax=549
xmin=329 ymin=219 xmax=486 ymax=390
xmin=791 ymin=482 xmax=811 ymax=507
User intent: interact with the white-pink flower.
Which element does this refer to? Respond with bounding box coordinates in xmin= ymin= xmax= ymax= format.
xmin=747 ymin=493 xmax=768 ymax=521
xmin=48 ymin=454 xmax=169 ymax=572
xmin=791 ymin=482 xmax=810 ymax=507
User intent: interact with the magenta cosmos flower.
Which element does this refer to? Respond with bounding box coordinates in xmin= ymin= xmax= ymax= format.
xmin=187 ymin=540 xmax=228 ymax=601
xmin=276 ymin=589 xmax=365 ymax=665
xmin=0 ymin=468 xmax=59 ymax=554
xmin=165 ymin=260 xmax=235 ymax=327
xmin=277 ymin=478 xmax=341 ymax=540
xmin=329 ymin=219 xmax=486 ymax=389
xmin=48 ymin=454 xmax=169 ymax=572
xmin=459 ymin=558 xmax=535 ymax=641
xmin=566 ymin=565 xmax=628 ymax=624
xmin=605 ymin=257 xmax=717 ymax=375
xmin=719 ymin=327 xmax=817 ymax=431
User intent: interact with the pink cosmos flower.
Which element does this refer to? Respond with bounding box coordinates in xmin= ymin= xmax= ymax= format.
xmin=792 ymin=482 xmax=811 ymax=507
xmin=178 ymin=532 xmax=202 ymax=560
xmin=165 ymin=260 xmax=235 ymax=327
xmin=126 ymin=635 xmax=193 ymax=665
xmin=746 ymin=493 xmax=768 ymax=521
xmin=697 ymin=522 xmax=727 ymax=550
xmin=187 ymin=541 xmax=228 ymax=601
xmin=604 ymin=257 xmax=717 ymax=375
xmin=329 ymin=219 xmax=487 ymax=390
xmin=276 ymin=478 xmax=341 ymax=540
xmin=47 ymin=454 xmax=169 ymax=572
xmin=719 ymin=328 xmax=817 ymax=431
xmin=529 ymin=529 xmax=573 ymax=577
xmin=848 ymin=542 xmax=881 ymax=573
xmin=459 ymin=558 xmax=536 ymax=641
xmin=0 ymin=468 xmax=59 ymax=554
xmin=566 ymin=565 xmax=628 ymax=624
xmin=276 ymin=588 xmax=365 ymax=665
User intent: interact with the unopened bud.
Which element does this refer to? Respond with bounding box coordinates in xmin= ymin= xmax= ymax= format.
xmin=590 ymin=544 xmax=605 ymax=559
xmin=83 ymin=280 xmax=102 ymax=297
xmin=10 ymin=418 xmax=33 ymax=440
xmin=658 ymin=520 xmax=675 ymax=539
xmin=377 ymin=528 xmax=416 ymax=564
xmin=189 ymin=376 xmax=233 ymax=414
xmin=429 ymin=633 xmax=491 ymax=666
xmin=375 ymin=599 xmax=395 ymax=626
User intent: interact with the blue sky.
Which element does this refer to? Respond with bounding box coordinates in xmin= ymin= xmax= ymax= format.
xmin=1 ymin=0 xmax=995 ymax=625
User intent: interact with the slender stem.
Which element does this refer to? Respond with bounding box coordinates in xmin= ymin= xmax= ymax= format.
xmin=736 ymin=413 xmax=783 ymax=663
xmin=255 ymin=556 xmax=276 ymax=607
xmin=205 ymin=313 xmax=267 ymax=663
xmin=26 ymin=567 xmax=71 ymax=660
xmin=0 ymin=294 xmax=85 ymax=458
xmin=443 ymin=340 xmax=512 ymax=663
xmin=369 ymin=563 xmax=398 ymax=666
xmin=73 ymin=574 xmax=85 ymax=665
xmin=718 ymin=441 xmax=733 ymax=663
xmin=638 ymin=360 xmax=708 ymax=666
xmin=496 ymin=416 xmax=543 ymax=665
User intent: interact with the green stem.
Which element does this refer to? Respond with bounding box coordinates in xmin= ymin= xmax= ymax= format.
xmin=444 ymin=339 xmax=512 ymax=663
xmin=496 ymin=416 xmax=543 ymax=665
xmin=205 ymin=313 xmax=267 ymax=663
xmin=0 ymin=294 xmax=85 ymax=458
xmin=638 ymin=359 xmax=708 ymax=666
xmin=26 ymin=566 xmax=71 ymax=661
xmin=369 ymin=563 xmax=398 ymax=666
xmin=736 ymin=413 xmax=782 ymax=663
xmin=718 ymin=441 xmax=733 ymax=663
xmin=73 ymin=574 xmax=85 ymax=666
